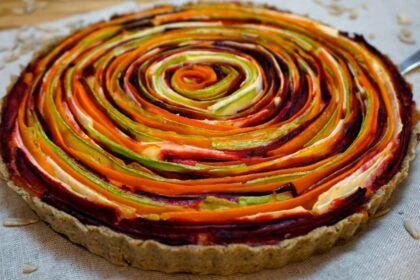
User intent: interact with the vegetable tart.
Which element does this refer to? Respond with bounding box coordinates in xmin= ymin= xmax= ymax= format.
xmin=1 ymin=2 xmax=419 ymax=275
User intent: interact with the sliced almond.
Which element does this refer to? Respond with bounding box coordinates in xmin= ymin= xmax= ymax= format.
xmin=12 ymin=8 xmax=25 ymax=15
xmin=22 ymin=263 xmax=38 ymax=274
xmin=368 ymin=33 xmax=376 ymax=40
xmin=37 ymin=1 xmax=48 ymax=10
xmin=398 ymin=28 xmax=416 ymax=45
xmin=3 ymin=52 xmax=20 ymax=63
xmin=19 ymin=36 xmax=37 ymax=54
xmin=404 ymin=219 xmax=420 ymax=239
xmin=398 ymin=14 xmax=412 ymax=25
xmin=349 ymin=9 xmax=358 ymax=20
xmin=23 ymin=0 xmax=37 ymax=14
xmin=398 ymin=33 xmax=416 ymax=45
xmin=328 ymin=8 xmax=344 ymax=16
xmin=401 ymin=28 xmax=412 ymax=37
xmin=313 ymin=0 xmax=325 ymax=6
xmin=3 ymin=217 xmax=39 ymax=227
xmin=35 ymin=26 xmax=60 ymax=33
xmin=65 ymin=20 xmax=84 ymax=32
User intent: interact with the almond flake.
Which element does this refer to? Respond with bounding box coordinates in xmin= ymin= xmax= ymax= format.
xmin=398 ymin=33 xmax=416 ymax=45
xmin=398 ymin=14 xmax=412 ymax=25
xmin=373 ymin=207 xmax=390 ymax=218
xmin=22 ymin=263 xmax=38 ymax=274
xmin=349 ymin=9 xmax=358 ymax=20
xmin=401 ymin=28 xmax=412 ymax=37
xmin=19 ymin=36 xmax=37 ymax=54
xmin=368 ymin=33 xmax=376 ymax=40
xmin=12 ymin=8 xmax=25 ymax=15
xmin=65 ymin=20 xmax=84 ymax=32
xmin=328 ymin=9 xmax=344 ymax=16
xmin=313 ymin=0 xmax=325 ymax=6
xmin=37 ymin=1 xmax=48 ymax=9
xmin=3 ymin=52 xmax=20 ymax=63
xmin=404 ymin=219 xmax=420 ymax=239
xmin=35 ymin=26 xmax=60 ymax=33
xmin=23 ymin=0 xmax=37 ymax=14
xmin=3 ymin=217 xmax=39 ymax=227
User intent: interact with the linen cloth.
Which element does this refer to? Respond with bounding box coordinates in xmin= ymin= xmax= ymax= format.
xmin=0 ymin=1 xmax=419 ymax=279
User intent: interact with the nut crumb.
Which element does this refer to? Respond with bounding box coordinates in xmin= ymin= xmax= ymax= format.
xmin=361 ymin=3 xmax=368 ymax=10
xmin=3 ymin=217 xmax=39 ymax=227
xmin=373 ymin=208 xmax=390 ymax=218
xmin=22 ymin=263 xmax=37 ymax=274
xmin=404 ymin=219 xmax=420 ymax=239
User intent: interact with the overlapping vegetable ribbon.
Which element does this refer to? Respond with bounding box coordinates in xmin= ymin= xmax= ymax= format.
xmin=1 ymin=3 xmax=415 ymax=245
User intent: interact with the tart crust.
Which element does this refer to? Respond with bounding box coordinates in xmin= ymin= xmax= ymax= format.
xmin=1 ymin=113 xmax=418 ymax=275
xmin=0 ymin=7 xmax=419 ymax=274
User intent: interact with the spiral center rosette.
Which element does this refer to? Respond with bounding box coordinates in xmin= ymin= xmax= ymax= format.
xmin=1 ymin=3 xmax=415 ymax=246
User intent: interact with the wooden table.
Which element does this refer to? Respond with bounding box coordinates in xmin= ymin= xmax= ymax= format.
xmin=0 ymin=0 xmax=156 ymax=29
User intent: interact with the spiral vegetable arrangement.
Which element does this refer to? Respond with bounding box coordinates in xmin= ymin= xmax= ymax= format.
xmin=1 ymin=3 xmax=415 ymax=246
